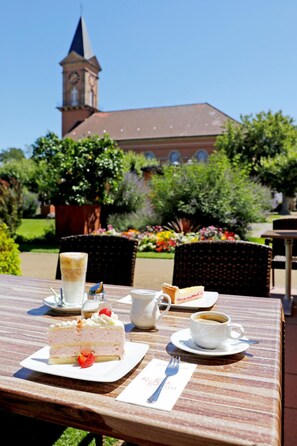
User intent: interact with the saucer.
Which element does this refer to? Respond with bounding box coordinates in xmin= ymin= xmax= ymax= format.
xmin=118 ymin=291 xmax=218 ymax=309
xmin=170 ymin=328 xmax=250 ymax=357
xmin=43 ymin=295 xmax=83 ymax=314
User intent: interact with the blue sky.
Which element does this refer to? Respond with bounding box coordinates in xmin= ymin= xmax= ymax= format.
xmin=1 ymin=0 xmax=297 ymax=153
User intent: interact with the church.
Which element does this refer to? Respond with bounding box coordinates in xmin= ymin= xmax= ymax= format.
xmin=58 ymin=16 xmax=236 ymax=164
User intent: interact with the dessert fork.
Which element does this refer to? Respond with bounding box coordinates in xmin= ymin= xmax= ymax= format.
xmin=147 ymin=356 xmax=180 ymax=403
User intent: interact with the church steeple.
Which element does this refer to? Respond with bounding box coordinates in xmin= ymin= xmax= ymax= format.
xmin=58 ymin=16 xmax=101 ymax=137
xmin=68 ymin=16 xmax=94 ymax=60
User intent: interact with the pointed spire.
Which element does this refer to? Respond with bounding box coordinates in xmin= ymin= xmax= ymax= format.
xmin=68 ymin=16 xmax=94 ymax=60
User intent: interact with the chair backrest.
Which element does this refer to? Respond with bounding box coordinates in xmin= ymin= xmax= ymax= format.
xmin=56 ymin=234 xmax=139 ymax=286
xmin=172 ymin=240 xmax=272 ymax=297
xmin=272 ymin=218 xmax=297 ymax=256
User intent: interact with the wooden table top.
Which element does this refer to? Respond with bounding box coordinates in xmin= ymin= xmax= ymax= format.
xmin=262 ymin=229 xmax=297 ymax=239
xmin=0 ymin=275 xmax=283 ymax=446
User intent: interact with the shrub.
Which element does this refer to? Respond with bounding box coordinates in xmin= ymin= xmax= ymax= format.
xmin=0 ymin=223 xmax=21 ymax=275
xmin=149 ymin=151 xmax=271 ymax=239
xmin=22 ymin=190 xmax=39 ymax=217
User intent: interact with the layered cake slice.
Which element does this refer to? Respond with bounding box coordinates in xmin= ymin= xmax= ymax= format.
xmin=47 ymin=308 xmax=125 ymax=365
xmin=162 ymin=283 xmax=204 ymax=304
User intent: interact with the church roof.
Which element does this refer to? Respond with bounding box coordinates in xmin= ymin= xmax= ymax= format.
xmin=68 ymin=16 xmax=94 ymax=60
xmin=66 ymin=102 xmax=235 ymax=141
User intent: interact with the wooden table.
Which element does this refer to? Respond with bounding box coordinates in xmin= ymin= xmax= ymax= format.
xmin=261 ymin=229 xmax=297 ymax=316
xmin=0 ymin=275 xmax=283 ymax=446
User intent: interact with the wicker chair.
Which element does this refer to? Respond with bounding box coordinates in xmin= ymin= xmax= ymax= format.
xmin=55 ymin=234 xmax=139 ymax=286
xmin=265 ymin=217 xmax=297 ymax=287
xmin=172 ymin=240 xmax=272 ymax=297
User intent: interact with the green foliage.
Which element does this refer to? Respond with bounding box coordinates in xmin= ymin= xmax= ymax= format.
xmin=0 ymin=157 xmax=39 ymax=232
xmin=150 ymin=151 xmax=271 ymax=238
xmin=0 ymin=223 xmax=21 ymax=275
xmin=215 ymin=110 xmax=297 ymax=176
xmin=32 ymin=132 xmax=124 ymax=206
xmin=22 ymin=190 xmax=39 ymax=217
xmin=0 ymin=147 xmax=26 ymax=163
xmin=107 ymin=171 xmax=149 ymax=214
xmin=257 ymin=145 xmax=297 ymax=197
xmin=123 ymin=150 xmax=160 ymax=176
xmin=0 ymin=177 xmax=22 ymax=233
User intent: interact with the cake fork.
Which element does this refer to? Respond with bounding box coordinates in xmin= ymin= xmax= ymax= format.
xmin=147 ymin=356 xmax=180 ymax=403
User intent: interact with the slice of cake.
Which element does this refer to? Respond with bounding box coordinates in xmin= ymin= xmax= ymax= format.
xmin=162 ymin=283 xmax=204 ymax=304
xmin=47 ymin=309 xmax=125 ymax=365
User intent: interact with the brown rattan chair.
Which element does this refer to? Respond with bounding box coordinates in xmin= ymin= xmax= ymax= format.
xmin=55 ymin=234 xmax=138 ymax=286
xmin=172 ymin=240 xmax=272 ymax=297
xmin=265 ymin=217 xmax=297 ymax=287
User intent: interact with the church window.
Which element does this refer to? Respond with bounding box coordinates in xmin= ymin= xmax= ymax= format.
xmin=71 ymin=87 xmax=78 ymax=106
xmin=169 ymin=151 xmax=181 ymax=164
xmin=145 ymin=152 xmax=156 ymax=160
xmin=195 ymin=149 xmax=208 ymax=163
xmin=89 ymin=89 xmax=95 ymax=107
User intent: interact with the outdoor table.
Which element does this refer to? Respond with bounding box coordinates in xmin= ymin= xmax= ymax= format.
xmin=261 ymin=229 xmax=297 ymax=316
xmin=0 ymin=275 xmax=283 ymax=446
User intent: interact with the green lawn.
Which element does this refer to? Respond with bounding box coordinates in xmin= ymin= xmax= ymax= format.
xmin=16 ymin=218 xmax=55 ymax=239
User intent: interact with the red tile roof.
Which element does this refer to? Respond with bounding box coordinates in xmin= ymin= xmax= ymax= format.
xmin=66 ymin=102 xmax=235 ymax=141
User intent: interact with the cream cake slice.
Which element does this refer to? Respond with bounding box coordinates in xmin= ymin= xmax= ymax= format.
xmin=47 ymin=310 xmax=125 ymax=365
xmin=162 ymin=283 xmax=204 ymax=304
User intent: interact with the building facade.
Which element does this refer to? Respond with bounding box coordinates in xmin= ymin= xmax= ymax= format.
xmin=58 ymin=17 xmax=237 ymax=164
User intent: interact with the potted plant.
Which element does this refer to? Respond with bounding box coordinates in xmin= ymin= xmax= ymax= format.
xmin=32 ymin=132 xmax=124 ymax=237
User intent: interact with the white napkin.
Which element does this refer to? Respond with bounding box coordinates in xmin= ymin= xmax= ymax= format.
xmin=116 ymin=358 xmax=196 ymax=411
xmin=117 ymin=294 xmax=132 ymax=304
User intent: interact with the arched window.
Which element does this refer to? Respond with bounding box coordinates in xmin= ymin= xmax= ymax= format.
xmin=169 ymin=151 xmax=181 ymax=164
xmin=145 ymin=151 xmax=156 ymax=160
xmin=195 ymin=149 xmax=208 ymax=163
xmin=71 ymin=87 xmax=78 ymax=106
xmin=89 ymin=88 xmax=95 ymax=107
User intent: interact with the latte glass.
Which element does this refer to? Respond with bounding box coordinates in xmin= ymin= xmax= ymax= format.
xmin=60 ymin=252 xmax=88 ymax=306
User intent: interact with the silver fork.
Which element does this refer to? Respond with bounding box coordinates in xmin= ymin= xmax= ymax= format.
xmin=147 ymin=356 xmax=180 ymax=404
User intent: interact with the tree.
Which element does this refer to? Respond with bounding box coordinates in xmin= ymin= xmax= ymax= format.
xmin=32 ymin=132 xmax=124 ymax=206
xmin=0 ymin=148 xmax=26 ymax=164
xmin=215 ymin=110 xmax=297 ymax=213
xmin=216 ymin=111 xmax=297 ymax=173
xmin=0 ymin=158 xmax=38 ymax=232
xmin=257 ymin=146 xmax=297 ymax=214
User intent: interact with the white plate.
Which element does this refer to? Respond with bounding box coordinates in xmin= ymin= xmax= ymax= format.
xmin=118 ymin=291 xmax=218 ymax=310
xmin=43 ymin=295 xmax=83 ymax=314
xmin=171 ymin=329 xmax=250 ymax=357
xmin=169 ymin=291 xmax=218 ymax=309
xmin=20 ymin=341 xmax=149 ymax=382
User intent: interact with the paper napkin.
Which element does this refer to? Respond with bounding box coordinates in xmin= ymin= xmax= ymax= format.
xmin=117 ymin=294 xmax=132 ymax=304
xmin=116 ymin=358 xmax=196 ymax=411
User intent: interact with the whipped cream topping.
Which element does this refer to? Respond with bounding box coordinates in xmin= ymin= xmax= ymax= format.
xmin=49 ymin=311 xmax=121 ymax=329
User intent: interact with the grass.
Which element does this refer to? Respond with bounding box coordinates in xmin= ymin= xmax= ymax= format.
xmin=16 ymin=218 xmax=55 ymax=239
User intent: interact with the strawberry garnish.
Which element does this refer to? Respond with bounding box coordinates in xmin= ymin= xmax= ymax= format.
xmin=77 ymin=351 xmax=95 ymax=368
xmin=99 ymin=307 xmax=112 ymax=317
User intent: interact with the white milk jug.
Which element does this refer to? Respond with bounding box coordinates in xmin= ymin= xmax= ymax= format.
xmin=130 ymin=289 xmax=171 ymax=330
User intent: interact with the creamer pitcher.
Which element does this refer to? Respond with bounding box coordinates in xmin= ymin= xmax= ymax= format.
xmin=130 ymin=289 xmax=171 ymax=330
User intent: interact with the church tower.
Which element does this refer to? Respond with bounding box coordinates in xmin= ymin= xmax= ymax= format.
xmin=58 ymin=16 xmax=101 ymax=136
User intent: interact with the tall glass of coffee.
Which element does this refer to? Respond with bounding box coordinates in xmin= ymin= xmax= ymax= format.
xmin=59 ymin=252 xmax=88 ymax=306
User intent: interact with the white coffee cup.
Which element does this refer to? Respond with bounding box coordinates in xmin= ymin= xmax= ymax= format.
xmin=60 ymin=252 xmax=88 ymax=306
xmin=130 ymin=289 xmax=171 ymax=330
xmin=190 ymin=311 xmax=244 ymax=349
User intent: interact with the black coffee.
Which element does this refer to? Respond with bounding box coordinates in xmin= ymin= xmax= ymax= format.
xmin=195 ymin=314 xmax=227 ymax=324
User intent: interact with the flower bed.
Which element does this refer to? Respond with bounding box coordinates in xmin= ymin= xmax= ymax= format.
xmin=93 ymin=225 xmax=240 ymax=253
